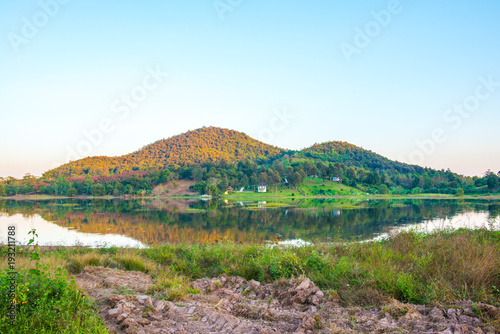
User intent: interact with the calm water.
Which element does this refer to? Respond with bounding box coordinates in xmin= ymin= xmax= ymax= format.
xmin=0 ymin=198 xmax=499 ymax=247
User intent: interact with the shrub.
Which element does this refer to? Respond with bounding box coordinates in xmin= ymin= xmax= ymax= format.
xmin=0 ymin=229 xmax=108 ymax=333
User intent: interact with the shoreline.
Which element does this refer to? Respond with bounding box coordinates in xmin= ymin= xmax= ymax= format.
xmin=1 ymin=228 xmax=499 ymax=333
xmin=2 ymin=193 xmax=500 ymax=201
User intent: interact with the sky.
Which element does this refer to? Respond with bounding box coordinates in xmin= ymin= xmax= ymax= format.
xmin=1 ymin=0 xmax=499 ymax=178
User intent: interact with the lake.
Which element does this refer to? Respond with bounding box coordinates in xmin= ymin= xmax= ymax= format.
xmin=0 ymin=198 xmax=499 ymax=247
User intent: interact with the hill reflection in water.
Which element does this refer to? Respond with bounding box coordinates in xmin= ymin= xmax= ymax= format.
xmin=0 ymin=198 xmax=498 ymax=247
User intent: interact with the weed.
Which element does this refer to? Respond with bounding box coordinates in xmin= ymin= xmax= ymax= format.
xmin=0 ymin=229 xmax=109 ymax=333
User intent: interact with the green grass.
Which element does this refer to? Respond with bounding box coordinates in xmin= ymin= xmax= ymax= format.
xmin=224 ymin=178 xmax=362 ymax=198
xmin=2 ymin=228 xmax=500 ymax=331
xmin=0 ymin=230 xmax=109 ymax=333
xmin=139 ymin=228 xmax=500 ymax=308
xmin=0 ymin=268 xmax=108 ymax=334
xmin=297 ymin=178 xmax=361 ymax=196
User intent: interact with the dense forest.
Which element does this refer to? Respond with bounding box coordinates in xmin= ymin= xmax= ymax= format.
xmin=1 ymin=127 xmax=499 ymax=197
xmin=42 ymin=127 xmax=282 ymax=177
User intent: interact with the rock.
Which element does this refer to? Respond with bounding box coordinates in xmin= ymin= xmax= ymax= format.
xmin=121 ymin=317 xmax=136 ymax=328
xmin=429 ymin=307 xmax=446 ymax=322
xmin=299 ymin=315 xmax=316 ymax=331
xmin=294 ymin=278 xmax=313 ymax=292
xmin=103 ymin=277 xmax=116 ymax=288
xmin=136 ymin=295 xmax=154 ymax=308
xmin=458 ymin=315 xmax=481 ymax=326
xmin=116 ymin=313 xmax=129 ymax=323
xmin=248 ymin=280 xmax=261 ymax=290
xmin=154 ymin=300 xmax=166 ymax=312
xmin=108 ymin=294 xmax=125 ymax=307
xmin=437 ymin=328 xmax=453 ymax=334
xmin=107 ymin=308 xmax=120 ymax=318
xmin=310 ymin=291 xmax=324 ymax=305
xmin=77 ymin=268 xmax=499 ymax=334
xmin=447 ymin=308 xmax=459 ymax=322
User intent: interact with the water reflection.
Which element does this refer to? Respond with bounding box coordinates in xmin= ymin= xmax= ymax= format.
xmin=0 ymin=198 xmax=498 ymax=247
xmin=0 ymin=213 xmax=145 ymax=248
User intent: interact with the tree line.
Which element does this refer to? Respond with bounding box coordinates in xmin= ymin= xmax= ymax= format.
xmin=1 ymin=157 xmax=499 ymax=197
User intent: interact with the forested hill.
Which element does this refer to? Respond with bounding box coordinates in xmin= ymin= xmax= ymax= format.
xmin=297 ymin=142 xmax=426 ymax=175
xmin=6 ymin=126 xmax=498 ymax=197
xmin=43 ymin=127 xmax=283 ymax=177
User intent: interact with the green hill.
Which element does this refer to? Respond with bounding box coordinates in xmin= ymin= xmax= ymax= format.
xmin=296 ymin=141 xmax=425 ymax=175
xmin=44 ymin=127 xmax=282 ymax=178
xmin=22 ymin=126 xmax=495 ymax=197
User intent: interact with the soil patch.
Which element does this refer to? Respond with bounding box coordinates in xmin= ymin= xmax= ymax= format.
xmin=76 ymin=267 xmax=499 ymax=334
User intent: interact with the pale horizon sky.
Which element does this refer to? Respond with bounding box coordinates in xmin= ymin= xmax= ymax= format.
xmin=1 ymin=0 xmax=499 ymax=178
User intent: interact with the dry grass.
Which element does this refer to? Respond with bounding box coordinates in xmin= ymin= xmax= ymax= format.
xmin=2 ymin=228 xmax=499 ymax=310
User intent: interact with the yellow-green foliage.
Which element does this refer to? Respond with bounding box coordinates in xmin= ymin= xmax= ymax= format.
xmin=143 ymin=228 xmax=500 ymax=307
xmin=147 ymin=270 xmax=199 ymax=301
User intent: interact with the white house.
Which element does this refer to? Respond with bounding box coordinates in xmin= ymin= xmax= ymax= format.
xmin=258 ymin=183 xmax=267 ymax=193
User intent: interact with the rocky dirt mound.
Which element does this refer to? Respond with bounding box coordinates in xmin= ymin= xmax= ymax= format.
xmin=76 ymin=267 xmax=499 ymax=334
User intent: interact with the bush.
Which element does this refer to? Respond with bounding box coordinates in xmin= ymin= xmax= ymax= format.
xmin=0 ymin=229 xmax=108 ymax=333
xmin=0 ymin=269 xmax=108 ymax=333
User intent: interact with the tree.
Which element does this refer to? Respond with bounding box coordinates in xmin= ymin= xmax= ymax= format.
xmin=22 ymin=173 xmax=37 ymax=193
xmin=91 ymin=183 xmax=105 ymax=196
xmin=456 ymin=188 xmax=465 ymax=196
xmin=345 ymin=167 xmax=357 ymax=181
xmin=0 ymin=185 xmax=6 ymax=197
xmin=84 ymin=176 xmax=93 ymax=195
xmin=217 ymin=177 xmax=229 ymax=192
xmin=293 ymin=172 xmax=303 ymax=186
xmin=316 ymin=162 xmax=326 ymax=181
xmin=270 ymin=171 xmax=281 ymax=185
xmin=357 ymin=169 xmax=366 ymax=183
xmin=378 ymin=184 xmax=389 ymax=194
xmin=249 ymin=173 xmax=259 ymax=187
xmin=206 ymin=183 xmax=219 ymax=196
xmin=124 ymin=184 xmax=134 ymax=194
xmin=240 ymin=175 xmax=249 ymax=187
xmin=411 ymin=175 xmax=421 ymax=189
xmin=273 ymin=160 xmax=284 ymax=175
xmin=487 ymin=173 xmax=499 ymax=189
xmin=55 ymin=176 xmax=69 ymax=196
xmin=259 ymin=172 xmax=268 ymax=183
xmin=364 ymin=172 xmax=381 ymax=185
xmin=67 ymin=187 xmax=78 ymax=197
xmin=191 ymin=165 xmax=203 ymax=181
xmin=298 ymin=169 xmax=306 ymax=184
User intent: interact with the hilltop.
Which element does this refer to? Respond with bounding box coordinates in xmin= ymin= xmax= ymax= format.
xmin=43 ymin=127 xmax=283 ymax=178
xmin=2 ymin=126 xmax=498 ymax=197
xmin=44 ymin=126 xmax=423 ymax=178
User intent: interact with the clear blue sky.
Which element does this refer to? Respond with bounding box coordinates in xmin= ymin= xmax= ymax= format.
xmin=1 ymin=0 xmax=499 ymax=178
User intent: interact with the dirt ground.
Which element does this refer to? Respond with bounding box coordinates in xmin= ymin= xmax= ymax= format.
xmin=151 ymin=180 xmax=198 ymax=197
xmin=75 ymin=267 xmax=499 ymax=334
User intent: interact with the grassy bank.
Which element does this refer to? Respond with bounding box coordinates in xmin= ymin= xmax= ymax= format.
xmin=3 ymin=229 xmax=500 ymax=306
xmin=0 ymin=235 xmax=109 ymax=333
xmin=1 ymin=228 xmax=499 ymax=332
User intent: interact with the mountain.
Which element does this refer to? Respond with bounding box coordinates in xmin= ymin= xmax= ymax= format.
xmin=10 ymin=126 xmax=496 ymax=197
xmin=296 ymin=141 xmax=425 ymax=175
xmin=43 ymin=127 xmax=283 ymax=178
